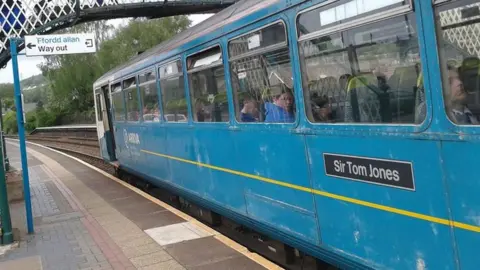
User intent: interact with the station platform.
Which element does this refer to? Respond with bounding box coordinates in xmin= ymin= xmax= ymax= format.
xmin=0 ymin=141 xmax=280 ymax=270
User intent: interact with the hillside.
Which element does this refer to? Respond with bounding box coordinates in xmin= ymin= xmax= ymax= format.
xmin=21 ymin=74 xmax=47 ymax=91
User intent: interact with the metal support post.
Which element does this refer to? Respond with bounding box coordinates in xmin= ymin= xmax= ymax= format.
xmin=0 ymin=101 xmax=10 ymax=171
xmin=9 ymin=38 xmax=34 ymax=234
xmin=0 ymin=132 xmax=12 ymax=244
xmin=2 ymin=132 xmax=9 ymax=172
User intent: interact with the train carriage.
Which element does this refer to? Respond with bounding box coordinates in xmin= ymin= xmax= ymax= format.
xmin=93 ymin=0 xmax=480 ymax=269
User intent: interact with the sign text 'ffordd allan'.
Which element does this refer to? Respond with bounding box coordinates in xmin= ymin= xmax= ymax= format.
xmin=25 ymin=33 xmax=96 ymax=57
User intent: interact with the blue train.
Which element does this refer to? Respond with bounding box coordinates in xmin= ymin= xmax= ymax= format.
xmin=93 ymin=0 xmax=480 ymax=269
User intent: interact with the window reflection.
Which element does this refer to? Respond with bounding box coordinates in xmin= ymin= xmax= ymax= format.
xmin=139 ymin=71 xmax=159 ymax=122
xmin=111 ymin=90 xmax=125 ymax=122
xmin=436 ymin=0 xmax=480 ymax=125
xmin=298 ymin=13 xmax=423 ymax=124
xmin=188 ymin=47 xmax=230 ymax=123
xmin=160 ymin=61 xmax=188 ymax=123
xmin=229 ymin=22 xmax=296 ymax=123
xmin=123 ymin=78 xmax=140 ymax=122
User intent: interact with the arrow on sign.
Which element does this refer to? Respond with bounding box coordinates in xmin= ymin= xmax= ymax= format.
xmin=26 ymin=43 xmax=36 ymax=49
xmin=85 ymin=39 xmax=93 ymax=48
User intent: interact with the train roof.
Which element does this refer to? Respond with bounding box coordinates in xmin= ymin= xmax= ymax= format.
xmin=94 ymin=0 xmax=279 ymax=87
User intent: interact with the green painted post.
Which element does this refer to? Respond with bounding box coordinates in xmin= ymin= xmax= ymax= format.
xmin=0 ymin=136 xmax=13 ymax=244
xmin=0 ymin=101 xmax=10 ymax=172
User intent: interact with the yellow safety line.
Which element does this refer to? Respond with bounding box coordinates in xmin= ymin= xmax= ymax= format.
xmin=14 ymin=140 xmax=281 ymax=270
xmin=141 ymin=149 xmax=480 ymax=233
xmin=110 ymin=177 xmax=283 ymax=270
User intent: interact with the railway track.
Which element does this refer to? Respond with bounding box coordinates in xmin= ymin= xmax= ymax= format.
xmin=6 ymin=132 xmax=333 ymax=270
xmin=6 ymin=135 xmax=101 ymax=158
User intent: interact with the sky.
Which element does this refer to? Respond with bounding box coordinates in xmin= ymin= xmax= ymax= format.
xmin=0 ymin=14 xmax=213 ymax=84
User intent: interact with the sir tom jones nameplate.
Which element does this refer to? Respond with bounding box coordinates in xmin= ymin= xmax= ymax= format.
xmin=323 ymin=153 xmax=415 ymax=190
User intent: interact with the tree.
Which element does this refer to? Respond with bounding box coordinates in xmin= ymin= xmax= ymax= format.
xmin=3 ymin=98 xmax=14 ymax=111
xmin=24 ymin=87 xmax=46 ymax=103
xmin=97 ymin=16 xmax=191 ymax=71
xmin=40 ymin=20 xmax=114 ymax=113
xmin=39 ymin=16 xmax=191 ymax=120
xmin=0 ymin=84 xmax=14 ymax=99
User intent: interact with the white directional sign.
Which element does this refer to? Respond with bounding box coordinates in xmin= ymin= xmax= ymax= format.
xmin=25 ymin=33 xmax=97 ymax=57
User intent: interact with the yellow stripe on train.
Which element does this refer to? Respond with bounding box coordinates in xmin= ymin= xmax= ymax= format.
xmin=141 ymin=149 xmax=480 ymax=233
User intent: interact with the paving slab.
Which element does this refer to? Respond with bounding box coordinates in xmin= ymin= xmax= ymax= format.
xmin=145 ymin=222 xmax=213 ymax=246
xmin=164 ymin=237 xmax=242 ymax=268
xmin=190 ymin=255 xmax=267 ymax=270
xmin=2 ymin=141 xmax=274 ymax=270
xmin=0 ymin=255 xmax=42 ymax=270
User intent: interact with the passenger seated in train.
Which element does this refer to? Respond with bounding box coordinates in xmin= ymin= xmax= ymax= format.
xmin=152 ymin=105 xmax=160 ymax=122
xmin=445 ymin=66 xmax=478 ymax=124
xmin=415 ymin=65 xmax=478 ymax=124
xmin=143 ymin=106 xmax=151 ymax=116
xmin=338 ymin=74 xmax=352 ymax=92
xmin=311 ymin=96 xmax=333 ymax=122
xmin=195 ymin=101 xmax=206 ymax=122
xmin=264 ymin=90 xmax=295 ymax=123
xmin=374 ymin=69 xmax=390 ymax=93
xmin=240 ymin=96 xmax=258 ymax=122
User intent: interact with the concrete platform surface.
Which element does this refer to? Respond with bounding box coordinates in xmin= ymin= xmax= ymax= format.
xmin=0 ymin=255 xmax=42 ymax=270
xmin=0 ymin=140 xmax=280 ymax=270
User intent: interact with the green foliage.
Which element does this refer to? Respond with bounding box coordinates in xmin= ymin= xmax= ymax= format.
xmin=25 ymin=111 xmax=37 ymax=132
xmin=3 ymin=111 xmax=17 ymax=134
xmin=2 ymin=98 xmax=14 ymax=111
xmin=97 ymin=16 xmax=191 ymax=71
xmin=2 ymin=16 xmax=192 ymax=134
xmin=23 ymin=87 xmax=47 ymax=104
xmin=21 ymin=75 xmax=46 ymax=89
xmin=35 ymin=108 xmax=61 ymax=128
xmin=35 ymin=16 xmax=191 ymax=127
xmin=0 ymin=83 xmax=14 ymax=98
xmin=3 ymin=108 xmax=61 ymax=134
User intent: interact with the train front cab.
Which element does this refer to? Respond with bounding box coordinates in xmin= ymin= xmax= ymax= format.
xmin=102 ymin=0 xmax=480 ymax=269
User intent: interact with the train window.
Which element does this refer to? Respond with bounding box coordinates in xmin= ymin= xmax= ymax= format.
xmin=111 ymin=83 xmax=125 ymax=122
xmin=123 ymin=77 xmax=140 ymax=122
xmin=298 ymin=11 xmax=423 ymax=124
xmin=228 ymin=22 xmax=295 ymax=123
xmin=138 ymin=70 xmax=156 ymax=84
xmin=228 ymin=22 xmax=287 ymax=58
xmin=159 ymin=60 xmax=188 ymax=122
xmin=435 ymin=0 xmax=480 ymax=125
xmin=187 ymin=47 xmax=229 ymax=122
xmin=139 ymin=70 xmax=159 ymax=122
xmin=297 ymin=0 xmax=407 ymax=36
xmin=95 ymin=93 xmax=103 ymax=121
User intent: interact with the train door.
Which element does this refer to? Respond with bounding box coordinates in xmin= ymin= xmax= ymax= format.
xmin=137 ymin=69 xmax=159 ymax=174
xmin=102 ymin=85 xmax=116 ymax=161
xmin=94 ymin=88 xmax=106 ymax=158
xmin=296 ymin=0 xmax=457 ymax=268
xmin=431 ymin=1 xmax=480 ymax=269
xmin=122 ymin=76 xmax=143 ymax=169
xmin=110 ymin=82 xmax=128 ymax=161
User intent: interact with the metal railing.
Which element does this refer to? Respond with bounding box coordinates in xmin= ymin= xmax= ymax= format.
xmin=0 ymin=0 xmax=237 ymax=67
